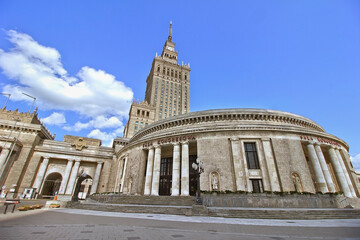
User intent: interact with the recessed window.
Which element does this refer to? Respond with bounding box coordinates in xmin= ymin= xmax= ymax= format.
xmin=244 ymin=143 xmax=260 ymax=169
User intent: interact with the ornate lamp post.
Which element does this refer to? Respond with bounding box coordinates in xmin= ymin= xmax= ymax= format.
xmin=192 ymin=158 xmax=204 ymax=205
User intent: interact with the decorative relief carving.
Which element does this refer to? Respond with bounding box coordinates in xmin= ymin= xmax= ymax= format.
xmin=72 ymin=137 xmax=88 ymax=151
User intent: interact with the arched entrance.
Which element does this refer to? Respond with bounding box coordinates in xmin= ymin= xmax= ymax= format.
xmin=41 ymin=172 xmax=62 ymax=199
xmin=72 ymin=172 xmax=92 ymax=201
xmin=78 ymin=178 xmax=93 ymax=200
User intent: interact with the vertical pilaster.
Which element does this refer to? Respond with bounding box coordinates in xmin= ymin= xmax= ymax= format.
xmin=335 ymin=149 xmax=356 ymax=198
xmin=241 ymin=142 xmax=251 ymax=192
xmin=181 ymin=141 xmax=189 ymax=196
xmin=120 ymin=156 xmax=128 ymax=193
xmin=32 ymin=157 xmax=50 ymax=191
xmin=171 ymin=143 xmax=180 ymax=196
xmin=59 ymin=159 xmax=74 ymax=194
xmin=151 ymin=146 xmax=161 ymax=196
xmin=306 ymin=143 xmax=328 ymax=193
xmin=0 ymin=148 xmax=10 ymax=172
xmin=257 ymin=143 xmax=270 ymax=192
xmin=90 ymin=162 xmax=103 ymax=194
xmin=261 ymin=139 xmax=281 ymax=192
xmin=314 ymin=144 xmax=335 ymax=192
xmin=230 ymin=138 xmax=246 ymax=191
xmin=65 ymin=160 xmax=80 ymax=195
xmin=328 ymin=147 xmax=351 ymax=197
xmin=144 ymin=147 xmax=154 ymax=195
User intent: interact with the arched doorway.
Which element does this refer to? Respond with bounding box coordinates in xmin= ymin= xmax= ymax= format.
xmin=72 ymin=172 xmax=92 ymax=201
xmin=41 ymin=172 xmax=62 ymax=199
xmin=78 ymin=178 xmax=93 ymax=200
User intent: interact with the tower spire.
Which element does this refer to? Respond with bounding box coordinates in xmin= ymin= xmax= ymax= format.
xmin=168 ymin=21 xmax=172 ymax=41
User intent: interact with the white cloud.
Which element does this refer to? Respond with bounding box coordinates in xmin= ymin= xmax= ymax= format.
xmin=350 ymin=154 xmax=360 ymax=172
xmin=63 ymin=116 xmax=123 ymax=132
xmin=42 ymin=112 xmax=66 ymax=126
xmin=87 ymin=128 xmax=124 ymax=147
xmin=0 ymin=30 xmax=133 ymax=119
xmin=0 ymin=30 xmax=134 ymax=140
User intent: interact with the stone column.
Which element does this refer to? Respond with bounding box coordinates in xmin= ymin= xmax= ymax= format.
xmin=144 ymin=147 xmax=154 ymax=195
xmin=230 ymin=138 xmax=246 ymax=191
xmin=65 ymin=160 xmax=80 ymax=195
xmin=314 ymin=144 xmax=336 ymax=192
xmin=328 ymin=147 xmax=351 ymax=197
xmin=90 ymin=162 xmax=103 ymax=194
xmin=335 ymin=149 xmax=356 ymax=198
xmin=151 ymin=145 xmax=161 ymax=196
xmin=59 ymin=160 xmax=74 ymax=194
xmin=340 ymin=148 xmax=359 ymax=197
xmin=261 ymin=139 xmax=281 ymax=192
xmin=181 ymin=141 xmax=190 ymax=196
xmin=306 ymin=143 xmax=328 ymax=193
xmin=171 ymin=143 xmax=181 ymax=196
xmin=0 ymin=148 xmax=10 ymax=172
xmin=32 ymin=157 xmax=50 ymax=191
xmin=120 ymin=156 xmax=128 ymax=193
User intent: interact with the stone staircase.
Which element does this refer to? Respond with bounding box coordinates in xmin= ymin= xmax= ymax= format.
xmin=88 ymin=195 xmax=195 ymax=206
xmin=65 ymin=195 xmax=360 ymax=219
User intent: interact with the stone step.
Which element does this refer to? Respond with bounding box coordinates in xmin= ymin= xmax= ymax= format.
xmin=67 ymin=201 xmax=360 ymax=219
xmin=89 ymin=195 xmax=195 ymax=206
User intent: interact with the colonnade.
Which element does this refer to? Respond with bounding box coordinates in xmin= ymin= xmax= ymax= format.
xmin=32 ymin=157 xmax=103 ymax=196
xmin=306 ymin=143 xmax=356 ymax=198
xmin=144 ymin=141 xmax=190 ymax=196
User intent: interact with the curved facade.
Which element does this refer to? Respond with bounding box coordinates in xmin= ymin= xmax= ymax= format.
xmin=112 ymin=109 xmax=359 ymax=198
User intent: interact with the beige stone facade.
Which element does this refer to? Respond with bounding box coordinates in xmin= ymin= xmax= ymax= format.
xmin=0 ymin=23 xmax=359 ymax=205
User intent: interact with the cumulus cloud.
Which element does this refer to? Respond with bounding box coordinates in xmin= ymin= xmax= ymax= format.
xmin=63 ymin=116 xmax=123 ymax=132
xmin=0 ymin=30 xmax=133 ymax=139
xmin=42 ymin=112 xmax=66 ymax=126
xmin=87 ymin=128 xmax=124 ymax=147
xmin=350 ymin=154 xmax=360 ymax=172
xmin=0 ymin=30 xmax=133 ymax=118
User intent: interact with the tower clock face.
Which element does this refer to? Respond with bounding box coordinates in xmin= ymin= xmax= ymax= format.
xmin=167 ymin=46 xmax=174 ymax=51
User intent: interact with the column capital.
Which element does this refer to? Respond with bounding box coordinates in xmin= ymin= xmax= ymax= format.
xmin=230 ymin=138 xmax=239 ymax=141
xmin=74 ymin=159 xmax=81 ymax=162
xmin=97 ymin=161 xmax=104 ymax=166
xmin=68 ymin=159 xmax=75 ymax=163
xmin=154 ymin=144 xmax=161 ymax=149
xmin=181 ymin=140 xmax=189 ymax=145
xmin=261 ymin=138 xmax=271 ymax=141
xmin=172 ymin=142 xmax=180 ymax=146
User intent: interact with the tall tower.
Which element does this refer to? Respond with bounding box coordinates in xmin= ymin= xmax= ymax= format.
xmin=145 ymin=22 xmax=191 ymax=121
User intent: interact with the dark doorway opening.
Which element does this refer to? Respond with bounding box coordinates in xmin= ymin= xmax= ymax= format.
xmin=159 ymin=157 xmax=172 ymax=195
xmin=41 ymin=173 xmax=62 ymax=199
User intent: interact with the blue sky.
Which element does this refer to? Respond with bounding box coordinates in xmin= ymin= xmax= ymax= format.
xmin=0 ymin=1 xmax=359 ymax=169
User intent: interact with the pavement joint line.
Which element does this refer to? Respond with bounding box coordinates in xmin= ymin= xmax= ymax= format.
xmin=48 ymin=208 xmax=360 ymax=228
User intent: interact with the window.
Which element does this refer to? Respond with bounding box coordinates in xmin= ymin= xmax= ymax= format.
xmin=145 ymin=123 xmax=148 ymax=127
xmin=135 ymin=121 xmax=138 ymax=125
xmin=157 ymin=66 xmax=160 ymax=72
xmin=251 ymin=179 xmax=263 ymax=193
xmin=244 ymin=143 xmax=260 ymax=169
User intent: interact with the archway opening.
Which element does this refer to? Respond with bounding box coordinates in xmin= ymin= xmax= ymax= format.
xmin=41 ymin=172 xmax=62 ymax=199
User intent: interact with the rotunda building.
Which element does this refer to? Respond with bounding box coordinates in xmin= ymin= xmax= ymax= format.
xmin=113 ymin=108 xmax=359 ymax=199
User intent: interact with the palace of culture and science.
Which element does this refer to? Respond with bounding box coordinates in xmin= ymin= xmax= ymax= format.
xmin=0 ymin=23 xmax=359 ymax=209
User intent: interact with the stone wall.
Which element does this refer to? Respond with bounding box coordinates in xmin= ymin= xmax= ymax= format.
xmin=202 ymin=193 xmax=357 ymax=208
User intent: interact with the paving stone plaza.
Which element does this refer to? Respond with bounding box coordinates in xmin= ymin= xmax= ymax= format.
xmin=0 ymin=208 xmax=360 ymax=240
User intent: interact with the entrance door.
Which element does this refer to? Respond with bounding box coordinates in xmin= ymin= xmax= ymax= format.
xmin=189 ymin=155 xmax=198 ymax=196
xmin=41 ymin=173 xmax=62 ymax=199
xmin=159 ymin=157 xmax=172 ymax=195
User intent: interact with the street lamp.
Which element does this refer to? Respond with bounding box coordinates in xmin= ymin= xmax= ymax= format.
xmin=0 ymin=93 xmax=11 ymax=109
xmin=192 ymin=157 xmax=204 ymax=205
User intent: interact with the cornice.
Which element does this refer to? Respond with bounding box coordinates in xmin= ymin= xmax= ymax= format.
xmin=130 ymin=108 xmax=325 ymax=143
